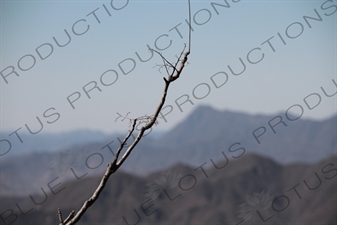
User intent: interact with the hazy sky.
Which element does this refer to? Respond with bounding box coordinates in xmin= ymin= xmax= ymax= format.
xmin=1 ymin=0 xmax=336 ymax=138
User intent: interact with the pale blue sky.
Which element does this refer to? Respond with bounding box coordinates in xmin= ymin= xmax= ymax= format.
xmin=1 ymin=0 xmax=336 ymax=136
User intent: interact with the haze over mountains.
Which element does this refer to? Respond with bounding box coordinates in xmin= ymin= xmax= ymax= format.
xmin=0 ymin=129 xmax=116 ymax=158
xmin=0 ymin=105 xmax=336 ymax=224
xmin=1 ymin=105 xmax=336 ymax=196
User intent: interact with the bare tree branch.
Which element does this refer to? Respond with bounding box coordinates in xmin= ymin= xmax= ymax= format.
xmin=57 ymin=208 xmax=64 ymax=225
xmin=151 ymin=48 xmax=179 ymax=75
xmin=58 ymin=1 xmax=192 ymax=224
xmin=63 ymin=211 xmax=75 ymax=224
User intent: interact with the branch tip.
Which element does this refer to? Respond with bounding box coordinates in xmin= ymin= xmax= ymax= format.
xmin=57 ymin=208 xmax=64 ymax=225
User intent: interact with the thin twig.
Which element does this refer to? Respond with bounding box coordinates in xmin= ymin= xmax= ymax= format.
xmin=63 ymin=211 xmax=75 ymax=224
xmin=57 ymin=208 xmax=64 ymax=225
xmin=151 ymin=48 xmax=178 ymax=75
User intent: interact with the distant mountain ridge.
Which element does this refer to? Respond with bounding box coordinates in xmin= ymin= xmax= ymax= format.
xmin=0 ymin=129 xmax=111 ymax=157
xmin=155 ymin=105 xmax=269 ymax=147
xmin=0 ymin=105 xmax=335 ymax=196
xmin=0 ymin=128 xmax=166 ymax=158
xmin=157 ymin=105 xmax=336 ymax=144
xmin=150 ymin=105 xmax=336 ymax=164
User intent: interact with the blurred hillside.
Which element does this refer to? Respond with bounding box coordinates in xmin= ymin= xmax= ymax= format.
xmin=1 ymin=154 xmax=336 ymax=225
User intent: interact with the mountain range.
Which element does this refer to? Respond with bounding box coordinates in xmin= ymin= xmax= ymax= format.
xmin=1 ymin=154 xmax=336 ymax=225
xmin=0 ymin=105 xmax=336 ymax=196
xmin=1 ymin=105 xmax=336 ymax=224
